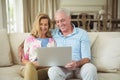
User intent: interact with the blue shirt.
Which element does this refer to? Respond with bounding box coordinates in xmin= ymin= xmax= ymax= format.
xmin=37 ymin=38 xmax=49 ymax=47
xmin=52 ymin=25 xmax=91 ymax=61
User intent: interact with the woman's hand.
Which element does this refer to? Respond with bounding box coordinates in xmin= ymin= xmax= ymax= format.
xmin=32 ymin=61 xmax=40 ymax=69
xmin=21 ymin=58 xmax=39 ymax=69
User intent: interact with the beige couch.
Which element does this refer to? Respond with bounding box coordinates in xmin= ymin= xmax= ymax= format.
xmin=0 ymin=29 xmax=120 ymax=80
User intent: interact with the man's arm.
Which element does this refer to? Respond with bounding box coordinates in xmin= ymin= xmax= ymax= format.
xmin=77 ymin=31 xmax=91 ymax=67
xmin=76 ymin=58 xmax=90 ymax=68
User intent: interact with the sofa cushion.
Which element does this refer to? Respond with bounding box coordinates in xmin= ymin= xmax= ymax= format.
xmin=0 ymin=65 xmax=23 ymax=80
xmin=88 ymin=33 xmax=98 ymax=47
xmin=92 ymin=36 xmax=120 ymax=72
xmin=98 ymin=72 xmax=120 ymax=80
xmin=0 ymin=29 xmax=13 ymax=66
xmin=9 ymin=33 xmax=29 ymax=64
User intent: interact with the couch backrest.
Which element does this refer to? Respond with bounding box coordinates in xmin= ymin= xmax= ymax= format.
xmin=89 ymin=32 xmax=120 ymax=73
xmin=8 ymin=32 xmax=120 ymax=66
xmin=88 ymin=32 xmax=120 ymax=47
xmin=8 ymin=33 xmax=30 ymax=64
xmin=0 ymin=29 xmax=13 ymax=67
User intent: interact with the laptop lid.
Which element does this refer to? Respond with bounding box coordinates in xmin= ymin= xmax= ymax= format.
xmin=35 ymin=47 xmax=72 ymax=66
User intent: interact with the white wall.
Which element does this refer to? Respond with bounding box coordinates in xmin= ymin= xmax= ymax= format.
xmin=60 ymin=0 xmax=106 ymax=6
xmin=59 ymin=0 xmax=106 ymax=15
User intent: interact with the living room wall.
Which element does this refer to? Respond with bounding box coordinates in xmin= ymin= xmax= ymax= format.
xmin=59 ymin=0 xmax=106 ymax=14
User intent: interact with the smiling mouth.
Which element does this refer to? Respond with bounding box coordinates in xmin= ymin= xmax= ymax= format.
xmin=61 ymin=27 xmax=65 ymax=30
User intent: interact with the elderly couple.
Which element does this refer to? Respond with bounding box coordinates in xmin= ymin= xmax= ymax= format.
xmin=18 ymin=8 xmax=98 ymax=80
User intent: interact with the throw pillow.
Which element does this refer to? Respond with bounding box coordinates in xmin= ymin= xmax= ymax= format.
xmin=91 ymin=36 xmax=120 ymax=72
xmin=0 ymin=29 xmax=13 ymax=66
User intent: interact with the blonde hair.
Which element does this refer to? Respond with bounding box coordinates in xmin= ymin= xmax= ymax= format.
xmin=31 ymin=13 xmax=52 ymax=38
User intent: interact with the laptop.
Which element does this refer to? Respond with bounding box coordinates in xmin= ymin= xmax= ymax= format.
xmin=35 ymin=47 xmax=72 ymax=66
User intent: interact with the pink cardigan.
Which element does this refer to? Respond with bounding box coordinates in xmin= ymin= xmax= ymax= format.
xmin=23 ymin=35 xmax=56 ymax=62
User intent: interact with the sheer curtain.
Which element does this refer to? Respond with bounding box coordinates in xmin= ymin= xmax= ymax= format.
xmin=23 ymin=0 xmax=59 ymax=32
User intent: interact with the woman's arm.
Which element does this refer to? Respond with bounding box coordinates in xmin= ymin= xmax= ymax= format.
xmin=18 ymin=41 xmax=24 ymax=62
xmin=22 ymin=35 xmax=41 ymax=69
xmin=21 ymin=58 xmax=39 ymax=69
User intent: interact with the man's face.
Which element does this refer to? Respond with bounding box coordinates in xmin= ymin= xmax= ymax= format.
xmin=55 ymin=12 xmax=71 ymax=33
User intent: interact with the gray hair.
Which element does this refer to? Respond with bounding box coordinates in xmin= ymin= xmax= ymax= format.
xmin=55 ymin=8 xmax=71 ymax=17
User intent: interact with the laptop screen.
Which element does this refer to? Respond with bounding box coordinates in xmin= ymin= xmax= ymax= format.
xmin=35 ymin=47 xmax=72 ymax=66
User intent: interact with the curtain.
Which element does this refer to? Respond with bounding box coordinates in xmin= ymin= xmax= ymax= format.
xmin=111 ymin=0 xmax=118 ymax=30
xmin=38 ymin=0 xmax=58 ymax=20
xmin=0 ymin=0 xmax=7 ymax=29
xmin=23 ymin=0 xmax=59 ymax=32
xmin=23 ymin=0 xmax=39 ymax=32
xmin=111 ymin=0 xmax=118 ymax=19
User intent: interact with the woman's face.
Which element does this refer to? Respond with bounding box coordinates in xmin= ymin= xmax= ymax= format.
xmin=39 ymin=18 xmax=49 ymax=34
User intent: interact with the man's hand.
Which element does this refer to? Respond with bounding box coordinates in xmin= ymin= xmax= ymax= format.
xmin=65 ymin=61 xmax=78 ymax=70
xmin=65 ymin=58 xmax=90 ymax=70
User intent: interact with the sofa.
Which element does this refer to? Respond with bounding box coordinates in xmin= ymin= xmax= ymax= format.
xmin=0 ymin=29 xmax=120 ymax=80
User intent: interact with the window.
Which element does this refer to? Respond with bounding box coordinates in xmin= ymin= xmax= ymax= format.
xmin=6 ymin=0 xmax=23 ymax=33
